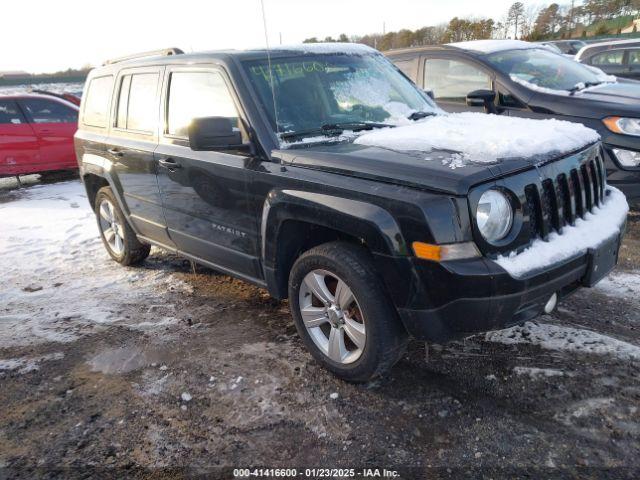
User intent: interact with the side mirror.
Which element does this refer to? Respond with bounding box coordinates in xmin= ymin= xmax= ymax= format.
xmin=188 ymin=117 xmax=245 ymax=151
xmin=466 ymin=89 xmax=497 ymax=113
xmin=424 ymin=89 xmax=435 ymax=100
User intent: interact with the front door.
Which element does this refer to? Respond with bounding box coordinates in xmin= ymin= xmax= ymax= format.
xmin=107 ymin=67 xmax=174 ymax=247
xmin=18 ymin=97 xmax=78 ymax=172
xmin=626 ymin=49 xmax=640 ymax=80
xmin=155 ymin=67 xmax=261 ymax=281
xmin=0 ymin=99 xmax=40 ymax=176
xmin=421 ymin=56 xmax=493 ymax=113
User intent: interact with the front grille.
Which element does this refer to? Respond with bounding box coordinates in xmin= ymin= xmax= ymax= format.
xmin=523 ymin=151 xmax=606 ymax=241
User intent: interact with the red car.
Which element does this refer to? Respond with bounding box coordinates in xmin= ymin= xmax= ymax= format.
xmin=0 ymin=92 xmax=80 ymax=179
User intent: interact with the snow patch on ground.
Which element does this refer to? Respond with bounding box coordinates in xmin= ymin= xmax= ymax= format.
xmin=0 ymin=181 xmax=189 ymax=348
xmin=354 ymin=112 xmax=599 ymax=166
xmin=496 ymin=187 xmax=628 ymax=278
xmin=486 ymin=321 xmax=640 ymax=361
xmin=594 ymin=270 xmax=640 ymax=300
xmin=0 ymin=352 xmax=64 ymax=374
xmin=513 ymin=366 xmax=568 ymax=378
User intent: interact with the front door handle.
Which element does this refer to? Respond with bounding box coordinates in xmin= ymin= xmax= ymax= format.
xmin=107 ymin=148 xmax=124 ymax=157
xmin=158 ymin=157 xmax=182 ymax=169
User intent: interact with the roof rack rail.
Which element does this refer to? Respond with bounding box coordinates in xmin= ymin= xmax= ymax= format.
xmin=103 ymin=48 xmax=184 ymax=65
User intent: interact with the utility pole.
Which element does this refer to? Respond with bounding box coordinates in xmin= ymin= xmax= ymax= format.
xmin=570 ymin=0 xmax=575 ymax=36
xmin=383 ymin=21 xmax=386 ymax=35
xmin=279 ymin=32 xmax=282 ymax=45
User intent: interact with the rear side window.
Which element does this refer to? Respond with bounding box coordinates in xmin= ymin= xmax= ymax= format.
xmin=0 ymin=100 xmax=26 ymax=124
xmin=21 ymin=98 xmax=78 ymax=124
xmin=115 ymin=73 xmax=159 ymax=133
xmin=424 ymin=58 xmax=491 ymax=103
xmin=628 ymin=49 xmax=640 ymax=65
xmin=166 ymin=71 xmax=239 ymax=137
xmin=591 ymin=50 xmax=624 ymax=66
xmin=83 ymin=76 xmax=113 ymax=127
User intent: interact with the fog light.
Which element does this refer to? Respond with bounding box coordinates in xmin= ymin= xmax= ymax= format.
xmin=544 ymin=293 xmax=558 ymax=314
xmin=613 ymin=148 xmax=640 ymax=168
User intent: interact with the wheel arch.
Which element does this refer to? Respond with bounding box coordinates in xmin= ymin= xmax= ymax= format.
xmin=261 ymin=190 xmax=411 ymax=300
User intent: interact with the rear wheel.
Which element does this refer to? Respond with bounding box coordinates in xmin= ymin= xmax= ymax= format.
xmin=94 ymin=186 xmax=150 ymax=265
xmin=289 ymin=242 xmax=408 ymax=382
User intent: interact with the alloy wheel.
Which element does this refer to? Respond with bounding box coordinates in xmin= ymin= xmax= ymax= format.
xmin=298 ymin=269 xmax=366 ymax=364
xmin=98 ymin=199 xmax=125 ymax=256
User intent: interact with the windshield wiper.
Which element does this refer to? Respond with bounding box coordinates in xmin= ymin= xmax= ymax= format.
xmin=408 ymin=111 xmax=437 ymax=121
xmin=279 ymin=122 xmax=393 ymax=141
xmin=568 ymin=81 xmax=603 ymax=95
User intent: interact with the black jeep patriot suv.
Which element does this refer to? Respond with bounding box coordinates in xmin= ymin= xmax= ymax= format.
xmin=75 ymin=44 xmax=628 ymax=382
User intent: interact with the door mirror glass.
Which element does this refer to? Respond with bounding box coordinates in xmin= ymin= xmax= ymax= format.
xmin=466 ymin=89 xmax=496 ymax=110
xmin=188 ymin=116 xmax=243 ymax=151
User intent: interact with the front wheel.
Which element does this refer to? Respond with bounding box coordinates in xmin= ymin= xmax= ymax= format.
xmin=94 ymin=186 xmax=150 ymax=266
xmin=288 ymin=242 xmax=408 ymax=382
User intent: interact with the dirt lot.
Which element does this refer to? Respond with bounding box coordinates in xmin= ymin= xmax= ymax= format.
xmin=1 ymin=176 xmax=640 ymax=479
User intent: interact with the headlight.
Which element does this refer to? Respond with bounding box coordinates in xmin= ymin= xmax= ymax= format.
xmin=603 ymin=116 xmax=640 ymax=136
xmin=613 ymin=148 xmax=640 ymax=167
xmin=477 ymin=190 xmax=513 ymax=243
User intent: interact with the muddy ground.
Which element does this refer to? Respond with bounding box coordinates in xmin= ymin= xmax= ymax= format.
xmin=1 ymin=176 xmax=640 ymax=479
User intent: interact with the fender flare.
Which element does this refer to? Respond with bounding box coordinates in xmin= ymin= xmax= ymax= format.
xmin=261 ymin=189 xmax=409 ymax=265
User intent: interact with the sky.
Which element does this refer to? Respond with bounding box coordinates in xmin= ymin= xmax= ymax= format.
xmin=5 ymin=0 xmax=534 ymax=73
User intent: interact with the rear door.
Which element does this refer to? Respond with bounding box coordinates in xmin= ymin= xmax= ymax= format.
xmin=18 ymin=97 xmax=78 ymax=172
xmin=421 ymin=56 xmax=493 ymax=113
xmin=107 ymin=67 xmax=174 ymax=247
xmin=155 ymin=66 xmax=262 ymax=281
xmin=0 ymin=99 xmax=40 ymax=176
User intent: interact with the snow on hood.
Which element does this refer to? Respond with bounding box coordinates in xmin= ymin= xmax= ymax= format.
xmin=496 ymin=187 xmax=628 ymax=278
xmin=448 ymin=40 xmax=537 ymax=54
xmin=353 ymin=112 xmax=600 ymax=167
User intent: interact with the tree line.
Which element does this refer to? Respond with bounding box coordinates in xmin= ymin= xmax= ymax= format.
xmin=303 ymin=0 xmax=640 ymax=50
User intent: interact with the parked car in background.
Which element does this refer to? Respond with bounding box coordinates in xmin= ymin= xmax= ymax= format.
xmin=0 ymin=92 xmax=79 ymax=179
xmin=75 ymin=45 xmax=626 ymax=381
xmin=576 ymin=39 xmax=640 ymax=80
xmin=547 ymin=39 xmax=588 ymax=56
xmin=387 ymin=40 xmax=640 ymax=205
xmin=535 ymin=42 xmax=564 ymax=55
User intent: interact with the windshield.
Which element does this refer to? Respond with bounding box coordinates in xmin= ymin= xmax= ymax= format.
xmin=487 ymin=48 xmax=607 ymax=92
xmin=242 ymin=53 xmax=437 ymax=139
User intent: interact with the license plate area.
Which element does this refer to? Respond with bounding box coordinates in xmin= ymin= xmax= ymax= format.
xmin=582 ymin=235 xmax=621 ymax=287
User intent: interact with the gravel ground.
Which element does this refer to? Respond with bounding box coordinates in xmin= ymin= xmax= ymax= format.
xmin=1 ymin=177 xmax=640 ymax=479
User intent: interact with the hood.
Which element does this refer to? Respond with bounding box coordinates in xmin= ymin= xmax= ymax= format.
xmin=275 ymin=113 xmax=599 ymax=195
xmin=531 ymin=80 xmax=640 ymax=117
xmin=275 ymin=142 xmax=595 ymax=196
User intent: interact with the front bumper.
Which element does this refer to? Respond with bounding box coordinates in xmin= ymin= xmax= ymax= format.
xmin=396 ymin=227 xmax=625 ymax=343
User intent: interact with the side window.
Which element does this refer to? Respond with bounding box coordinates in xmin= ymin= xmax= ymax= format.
xmin=394 ymin=59 xmax=417 ymax=81
xmin=424 ymin=58 xmax=491 ymax=103
xmin=21 ymin=98 xmax=78 ymax=124
xmin=115 ymin=75 xmax=132 ymax=129
xmin=167 ymin=71 xmax=239 ymax=137
xmin=0 ymin=100 xmax=26 ymax=125
xmin=121 ymin=73 xmax=159 ymax=133
xmin=628 ymin=49 xmax=640 ymax=65
xmin=83 ymin=76 xmax=113 ymax=128
xmin=590 ymin=50 xmax=624 ymax=66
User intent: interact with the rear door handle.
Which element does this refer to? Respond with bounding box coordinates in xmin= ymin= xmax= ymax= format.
xmin=158 ymin=157 xmax=182 ymax=169
xmin=107 ymin=148 xmax=124 ymax=157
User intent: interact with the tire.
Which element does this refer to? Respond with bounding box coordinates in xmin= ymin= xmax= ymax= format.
xmin=288 ymin=241 xmax=408 ymax=382
xmin=94 ymin=186 xmax=150 ymax=266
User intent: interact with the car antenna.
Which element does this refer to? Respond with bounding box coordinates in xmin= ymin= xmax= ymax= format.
xmin=259 ymin=0 xmax=281 ymax=141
